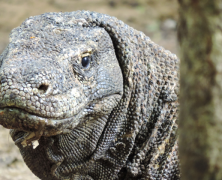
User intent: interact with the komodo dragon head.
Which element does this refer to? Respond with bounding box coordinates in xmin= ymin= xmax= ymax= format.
xmin=0 ymin=11 xmax=180 ymax=180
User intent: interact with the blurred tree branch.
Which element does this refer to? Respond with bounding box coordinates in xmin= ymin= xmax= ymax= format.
xmin=178 ymin=0 xmax=222 ymax=179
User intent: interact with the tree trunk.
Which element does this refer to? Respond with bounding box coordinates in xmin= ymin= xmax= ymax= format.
xmin=178 ymin=0 xmax=222 ymax=179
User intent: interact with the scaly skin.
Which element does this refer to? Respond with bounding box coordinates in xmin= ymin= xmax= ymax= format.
xmin=0 ymin=11 xmax=180 ymax=180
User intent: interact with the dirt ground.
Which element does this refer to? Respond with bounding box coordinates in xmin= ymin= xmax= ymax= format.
xmin=0 ymin=0 xmax=178 ymax=179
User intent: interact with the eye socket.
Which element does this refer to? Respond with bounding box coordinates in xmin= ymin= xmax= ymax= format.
xmin=81 ymin=56 xmax=91 ymax=68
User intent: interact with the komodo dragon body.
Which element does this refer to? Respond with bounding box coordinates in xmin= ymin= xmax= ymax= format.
xmin=0 ymin=11 xmax=180 ymax=180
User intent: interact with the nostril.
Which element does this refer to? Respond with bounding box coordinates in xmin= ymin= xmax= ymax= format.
xmin=38 ymin=84 xmax=49 ymax=94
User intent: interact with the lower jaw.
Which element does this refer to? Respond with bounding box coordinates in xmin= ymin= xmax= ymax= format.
xmin=0 ymin=107 xmax=80 ymax=138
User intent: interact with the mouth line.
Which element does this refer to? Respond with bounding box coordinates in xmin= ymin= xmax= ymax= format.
xmin=0 ymin=106 xmax=81 ymax=137
xmin=0 ymin=106 xmax=71 ymax=120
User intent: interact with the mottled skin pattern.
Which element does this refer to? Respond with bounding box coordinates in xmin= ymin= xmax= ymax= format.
xmin=0 ymin=11 xmax=180 ymax=180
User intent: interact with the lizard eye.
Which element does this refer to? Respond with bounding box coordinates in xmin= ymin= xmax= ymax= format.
xmin=81 ymin=56 xmax=91 ymax=68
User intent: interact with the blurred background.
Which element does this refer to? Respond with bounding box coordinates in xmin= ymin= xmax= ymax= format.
xmin=0 ymin=0 xmax=179 ymax=54
xmin=0 ymin=0 xmax=178 ymax=179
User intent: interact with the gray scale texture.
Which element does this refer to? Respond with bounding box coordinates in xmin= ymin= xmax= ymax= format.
xmin=0 ymin=11 xmax=180 ymax=180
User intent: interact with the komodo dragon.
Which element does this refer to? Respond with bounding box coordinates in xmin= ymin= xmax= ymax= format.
xmin=0 ymin=11 xmax=180 ymax=180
